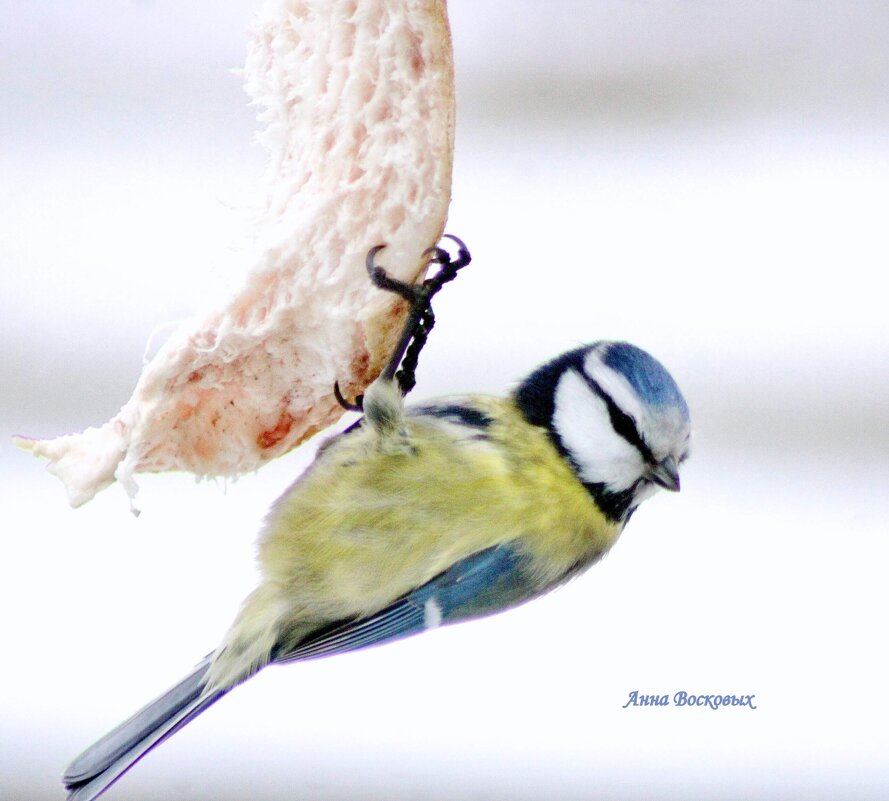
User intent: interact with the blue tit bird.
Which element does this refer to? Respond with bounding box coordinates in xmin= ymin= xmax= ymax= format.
xmin=63 ymin=238 xmax=691 ymax=801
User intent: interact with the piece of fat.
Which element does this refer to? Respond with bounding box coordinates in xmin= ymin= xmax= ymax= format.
xmin=16 ymin=0 xmax=455 ymax=509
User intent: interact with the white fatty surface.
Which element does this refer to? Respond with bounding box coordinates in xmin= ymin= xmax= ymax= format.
xmin=17 ymin=0 xmax=455 ymax=508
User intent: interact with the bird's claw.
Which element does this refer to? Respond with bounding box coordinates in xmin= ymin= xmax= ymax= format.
xmin=334 ymin=381 xmax=364 ymax=412
xmin=336 ymin=234 xmax=471 ymax=408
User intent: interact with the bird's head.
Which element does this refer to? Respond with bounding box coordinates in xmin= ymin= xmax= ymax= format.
xmin=515 ymin=341 xmax=691 ymax=522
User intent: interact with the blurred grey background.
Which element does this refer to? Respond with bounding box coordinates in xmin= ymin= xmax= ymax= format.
xmin=2 ymin=1 xmax=888 ymax=799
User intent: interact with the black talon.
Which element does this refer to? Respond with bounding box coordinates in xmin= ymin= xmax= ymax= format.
xmin=334 ymin=381 xmax=364 ymax=412
xmin=421 ymin=245 xmax=450 ymax=265
xmin=365 ymin=245 xmax=417 ymax=302
xmin=346 ymin=235 xmax=471 ymax=403
xmin=440 ymin=234 xmax=471 ymax=270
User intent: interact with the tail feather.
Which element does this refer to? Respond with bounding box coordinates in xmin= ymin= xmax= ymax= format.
xmin=63 ymin=656 xmax=227 ymax=801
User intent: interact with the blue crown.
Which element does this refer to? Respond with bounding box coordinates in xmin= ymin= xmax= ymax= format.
xmin=601 ymin=342 xmax=689 ymax=416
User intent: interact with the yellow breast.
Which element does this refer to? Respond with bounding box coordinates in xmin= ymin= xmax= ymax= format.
xmin=259 ymin=396 xmax=622 ymax=622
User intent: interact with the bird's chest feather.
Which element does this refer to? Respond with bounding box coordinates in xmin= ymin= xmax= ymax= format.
xmin=260 ymin=401 xmax=620 ymax=616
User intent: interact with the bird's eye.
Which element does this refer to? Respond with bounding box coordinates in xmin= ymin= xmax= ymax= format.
xmin=609 ymin=410 xmax=638 ymax=447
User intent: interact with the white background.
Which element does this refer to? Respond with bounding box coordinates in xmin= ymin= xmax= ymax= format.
xmin=2 ymin=1 xmax=888 ymax=799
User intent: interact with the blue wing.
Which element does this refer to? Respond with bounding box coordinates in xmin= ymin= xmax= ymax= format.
xmin=60 ymin=544 xmax=561 ymax=801
xmin=273 ymin=543 xmax=540 ymax=664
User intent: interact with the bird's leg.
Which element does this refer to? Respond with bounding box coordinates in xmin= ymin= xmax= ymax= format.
xmin=370 ymin=234 xmax=471 ymax=392
xmin=334 ymin=235 xmax=470 ymax=411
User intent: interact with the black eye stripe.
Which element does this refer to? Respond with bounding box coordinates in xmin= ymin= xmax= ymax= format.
xmin=579 ymin=371 xmax=656 ymax=465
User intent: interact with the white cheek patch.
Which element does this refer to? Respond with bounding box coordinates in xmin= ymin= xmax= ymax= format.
xmin=552 ymin=370 xmax=642 ymax=492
